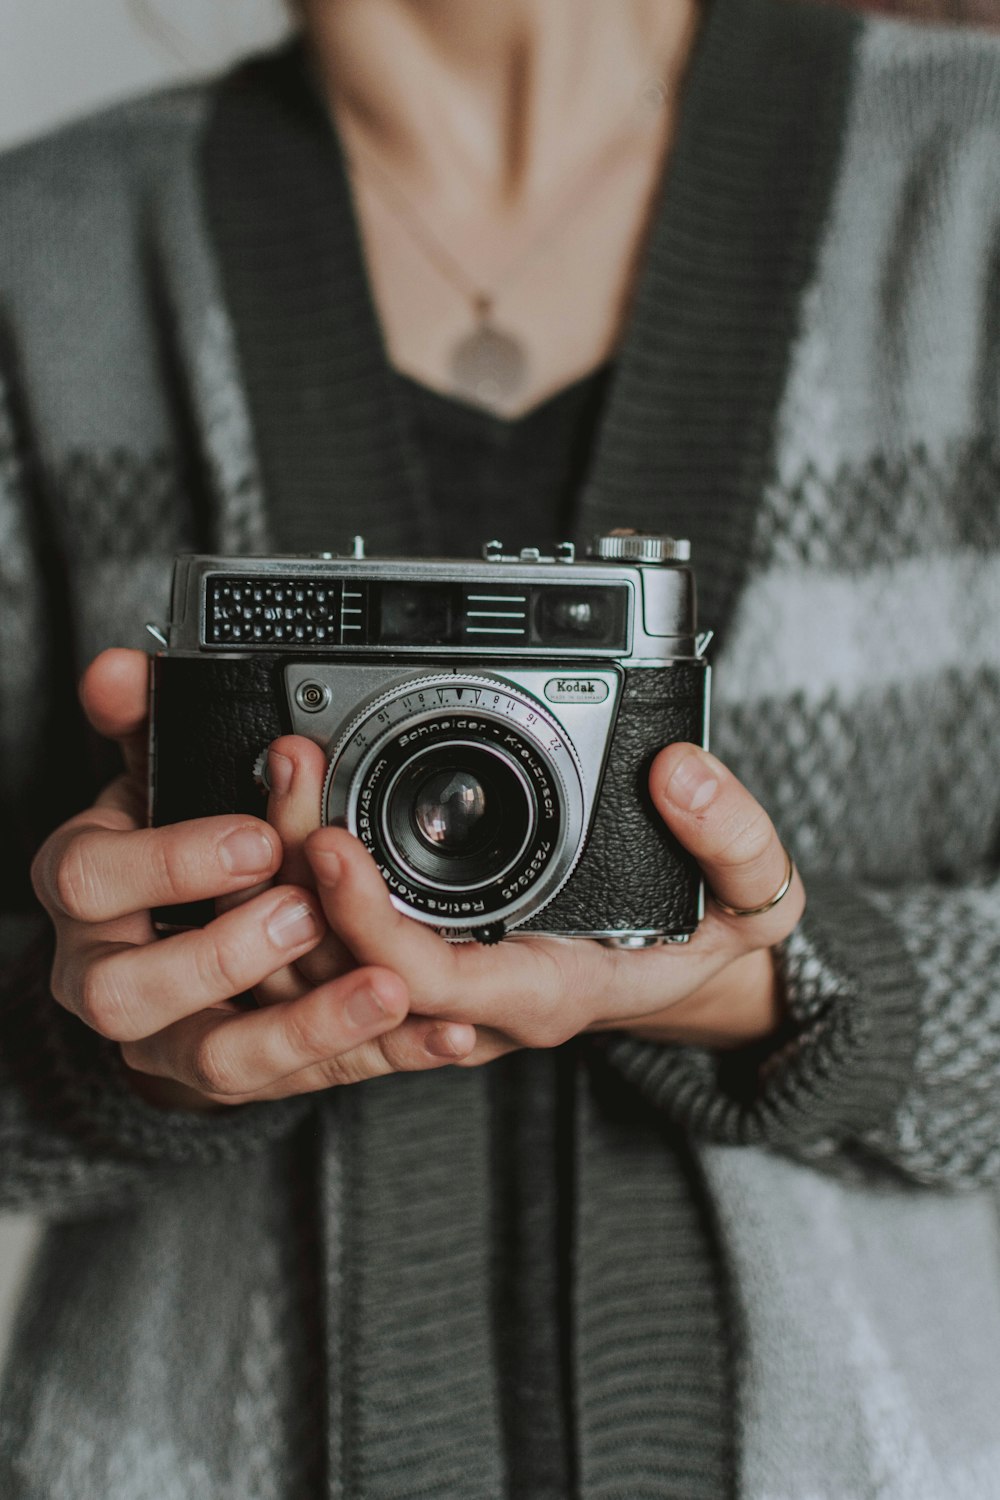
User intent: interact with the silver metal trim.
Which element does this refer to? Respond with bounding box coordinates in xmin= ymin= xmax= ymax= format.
xmin=376 ymin=738 xmax=537 ymax=894
xmin=283 ymin=662 xmax=622 ymax=813
xmin=511 ymin=928 xmax=693 ymax=947
xmin=155 ymin=646 xmax=702 ymax=669
xmin=321 ymin=673 xmax=590 ymax=932
xmin=145 ymin=655 xmax=158 ymax=830
xmin=589 ymin=533 xmax=691 ymax=564
xmin=167 ymin=552 xmax=698 ymax=660
xmin=483 ymin=540 xmax=576 ymax=565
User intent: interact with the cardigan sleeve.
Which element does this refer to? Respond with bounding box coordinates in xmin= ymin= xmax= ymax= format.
xmin=599 ymin=867 xmax=1000 ymax=1189
xmin=603 ymin=25 xmax=1000 ymax=1192
xmin=0 ymin=921 xmax=314 ymax=1218
xmin=0 ymin=354 xmax=312 ymax=1219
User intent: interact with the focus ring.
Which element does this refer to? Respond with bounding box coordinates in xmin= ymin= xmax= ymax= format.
xmin=322 ymin=673 xmax=587 ymax=934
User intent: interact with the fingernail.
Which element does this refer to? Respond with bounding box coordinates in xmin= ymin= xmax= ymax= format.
xmin=425 ymin=1024 xmax=472 ymax=1059
xmin=267 ymin=898 xmax=319 ymax=949
xmin=268 ymin=750 xmax=293 ymax=797
xmin=220 ymin=827 xmax=275 ymax=876
xmin=666 ymin=750 xmax=720 ymax=812
xmin=345 ymin=985 xmax=389 ymax=1029
xmin=311 ymin=846 xmax=341 ymax=885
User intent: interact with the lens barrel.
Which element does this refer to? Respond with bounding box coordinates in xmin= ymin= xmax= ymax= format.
xmin=384 ymin=741 xmax=535 ymax=889
xmin=323 ymin=675 xmax=585 ymax=932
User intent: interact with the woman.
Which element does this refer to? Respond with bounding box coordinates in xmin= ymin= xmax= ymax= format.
xmin=2 ymin=0 xmax=1000 ymax=1494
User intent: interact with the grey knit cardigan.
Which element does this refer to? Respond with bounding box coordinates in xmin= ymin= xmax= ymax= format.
xmin=2 ymin=0 xmax=1000 ymax=1494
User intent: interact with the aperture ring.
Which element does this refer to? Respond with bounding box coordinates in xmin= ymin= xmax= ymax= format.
xmin=323 ymin=674 xmax=586 ymax=932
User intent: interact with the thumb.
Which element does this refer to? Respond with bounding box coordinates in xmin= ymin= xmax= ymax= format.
xmin=649 ymin=744 xmax=804 ymax=941
xmin=79 ymin=648 xmax=150 ymax=783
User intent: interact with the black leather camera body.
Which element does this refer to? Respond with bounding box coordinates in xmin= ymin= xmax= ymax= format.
xmin=149 ymin=534 xmax=711 ymax=945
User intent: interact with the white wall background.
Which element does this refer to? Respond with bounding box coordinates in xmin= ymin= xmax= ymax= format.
xmin=0 ymin=0 xmax=290 ymax=149
xmin=0 ymin=0 xmax=291 ymax=1360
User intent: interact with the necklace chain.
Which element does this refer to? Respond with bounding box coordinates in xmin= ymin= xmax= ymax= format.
xmin=342 ymin=76 xmax=670 ymax=319
xmin=332 ymin=24 xmax=689 ymax=411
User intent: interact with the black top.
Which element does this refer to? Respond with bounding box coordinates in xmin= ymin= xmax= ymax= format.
xmin=393 ymin=364 xmax=614 ymax=559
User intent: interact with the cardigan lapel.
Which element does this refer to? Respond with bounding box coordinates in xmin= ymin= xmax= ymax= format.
xmin=572 ymin=2 xmax=861 ymax=1493
xmin=578 ymin=0 xmax=861 ymax=647
xmin=200 ymin=43 xmax=435 ymax=559
xmin=321 ymin=1072 xmax=507 ymax=1500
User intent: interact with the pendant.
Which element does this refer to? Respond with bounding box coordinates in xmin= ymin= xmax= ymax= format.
xmin=449 ymin=318 xmax=529 ymax=414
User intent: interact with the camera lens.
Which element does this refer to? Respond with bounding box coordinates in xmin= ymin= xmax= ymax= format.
xmin=413 ymin=770 xmax=488 ymax=851
xmin=385 ymin=744 xmax=533 ymax=888
xmin=324 ymin=674 xmax=587 ymax=932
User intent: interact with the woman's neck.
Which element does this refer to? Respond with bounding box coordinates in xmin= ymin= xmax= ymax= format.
xmin=300 ymin=0 xmax=700 ymax=209
xmin=296 ymin=0 xmax=703 ymax=414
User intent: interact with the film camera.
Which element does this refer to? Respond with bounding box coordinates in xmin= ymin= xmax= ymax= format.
xmin=148 ymin=534 xmax=711 ymax=944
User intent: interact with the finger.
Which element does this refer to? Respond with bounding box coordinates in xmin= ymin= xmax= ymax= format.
xmin=213 ymin=878 xmax=306 ymax=1007
xmin=122 ymin=965 xmax=411 ymax=1098
xmin=265 ymin=735 xmax=356 ymax=989
xmin=266 ymin=736 xmax=328 ymax=887
xmin=281 ymin=1013 xmax=480 ymax=1093
xmin=79 ymin=648 xmax=150 ymax=782
xmin=64 ymin=885 xmax=324 ymax=1041
xmin=249 ymin=933 xmax=357 ymax=1010
xmin=211 ymin=738 xmax=315 ymax=1000
xmin=36 ymin=811 xmax=282 ymax=924
xmin=93 ymin=772 xmax=146 ymax=825
xmin=377 ymin=1013 xmax=477 ymax=1066
xmin=231 ymin=1015 xmax=480 ymax=1100
xmin=451 ymin=1025 xmax=519 ymax=1068
xmin=211 ymin=735 xmax=326 ymax=920
xmin=304 ymin=826 xmax=459 ymax=990
xmin=231 ymin=882 xmax=358 ymax=1011
xmin=304 ymin=827 xmax=555 ymax=1022
xmin=304 ymin=829 xmax=614 ymax=1044
xmin=650 ymin=745 xmax=805 ymax=944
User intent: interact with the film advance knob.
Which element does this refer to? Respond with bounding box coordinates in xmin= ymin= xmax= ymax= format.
xmin=589 ymin=531 xmax=691 ymax=564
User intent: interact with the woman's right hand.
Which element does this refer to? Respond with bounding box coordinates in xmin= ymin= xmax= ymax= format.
xmin=28 ymin=650 xmax=470 ymax=1110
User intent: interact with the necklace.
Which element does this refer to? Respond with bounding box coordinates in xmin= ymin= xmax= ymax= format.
xmin=337 ymin=53 xmax=679 ymax=413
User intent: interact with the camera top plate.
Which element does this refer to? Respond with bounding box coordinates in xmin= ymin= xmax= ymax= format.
xmin=162 ymin=536 xmax=701 ymax=665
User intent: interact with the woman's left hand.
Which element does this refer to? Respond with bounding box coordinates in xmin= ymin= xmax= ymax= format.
xmin=258 ymin=735 xmax=805 ymax=1066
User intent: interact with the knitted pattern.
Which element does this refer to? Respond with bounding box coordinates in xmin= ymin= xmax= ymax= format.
xmin=1 ymin=0 xmax=1000 ymax=1495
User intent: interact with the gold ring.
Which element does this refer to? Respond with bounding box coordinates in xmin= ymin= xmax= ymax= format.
xmin=710 ymin=843 xmax=795 ymax=919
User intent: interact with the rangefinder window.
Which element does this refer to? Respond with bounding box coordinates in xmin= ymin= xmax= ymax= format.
xmin=378 ymin=582 xmax=457 ymax=644
xmin=376 ymin=580 xmax=627 ymax=648
xmin=533 ymin=586 xmax=627 ymax=648
xmin=378 ymin=581 xmax=531 ymax=645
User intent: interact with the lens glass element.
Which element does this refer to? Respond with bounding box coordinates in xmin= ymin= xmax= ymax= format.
xmin=414 ymin=770 xmax=488 ymax=851
xmin=385 ymin=743 xmax=533 ymax=889
xmin=533 ymin=585 xmax=628 ymax=647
